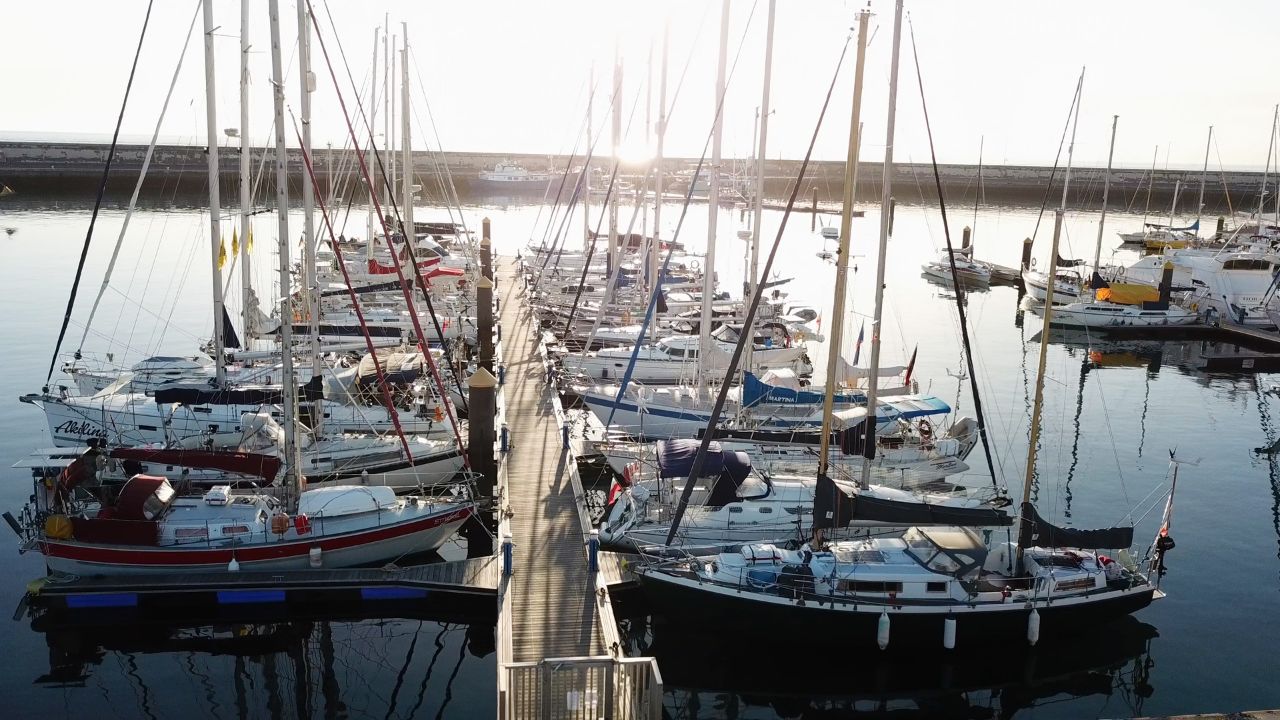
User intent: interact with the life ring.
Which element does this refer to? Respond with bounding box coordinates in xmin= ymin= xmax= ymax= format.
xmin=690 ymin=259 xmax=702 ymax=272
xmin=918 ymin=419 xmax=933 ymax=440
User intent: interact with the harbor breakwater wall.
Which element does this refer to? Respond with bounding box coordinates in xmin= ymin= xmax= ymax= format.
xmin=0 ymin=140 xmax=1265 ymax=213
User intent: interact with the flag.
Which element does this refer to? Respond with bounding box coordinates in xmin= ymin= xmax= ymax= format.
xmin=247 ymin=226 xmax=254 ymax=252
xmin=852 ymin=321 xmax=865 ymax=366
xmin=231 ymin=227 xmax=240 ymax=256
xmin=904 ymin=345 xmax=919 ymax=386
xmin=218 ymin=236 xmax=227 ymax=270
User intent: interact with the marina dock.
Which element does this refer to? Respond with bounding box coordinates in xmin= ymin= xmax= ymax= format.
xmin=494 ymin=255 xmax=606 ymax=662
xmin=493 ymin=254 xmax=662 ymax=719
xmin=25 ymin=556 xmax=498 ymax=620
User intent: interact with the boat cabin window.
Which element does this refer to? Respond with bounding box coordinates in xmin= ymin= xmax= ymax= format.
xmin=1222 ymin=259 xmax=1273 ymax=271
xmin=903 ymin=527 xmax=987 ymax=580
xmin=836 ymin=580 xmax=903 ymax=594
xmin=711 ymin=325 xmax=742 ymax=343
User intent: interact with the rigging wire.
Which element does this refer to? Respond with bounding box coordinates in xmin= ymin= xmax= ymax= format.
xmin=291 ymin=113 xmax=416 ymax=459
xmin=906 ymin=16 xmax=999 ymax=489
xmin=45 ymin=0 xmax=155 ymax=390
xmin=315 ymin=0 xmax=472 ymax=420
xmin=665 ymin=26 xmax=853 ymax=546
xmin=78 ymin=0 xmax=200 ymax=355
xmin=308 ymin=0 xmax=468 ymax=461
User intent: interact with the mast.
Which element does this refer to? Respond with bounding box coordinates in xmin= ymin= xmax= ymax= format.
xmin=1167 ymin=180 xmax=1181 ymax=228
xmin=1269 ymin=105 xmax=1280 ymax=224
xmin=1093 ymin=115 xmax=1118 ymax=273
xmin=1196 ymin=125 xmax=1212 ymax=231
xmin=746 ymin=0 xmax=776 ymax=376
xmin=1141 ymin=145 xmax=1157 ymax=229
xmin=387 ymin=24 xmax=395 ymax=211
xmin=643 ymin=42 xmax=652 ymax=245
xmin=1058 ymin=69 xmax=1084 ymax=213
xmin=268 ymin=0 xmax=301 ymax=501
xmin=298 ymin=0 xmax=321 ymax=383
xmin=1018 ymin=210 xmax=1064 ymax=565
xmin=857 ymin=0 xmax=904 ymax=490
xmin=1020 ymin=77 xmax=1084 ymax=562
xmin=972 ymin=135 xmax=983 ymax=245
xmin=609 ymin=47 xmax=622 ymax=276
xmin=651 ymin=25 xmax=669 ymax=343
xmin=203 ymin=0 xmax=227 ymax=386
xmin=401 ymin=25 xmax=413 ymax=246
xmin=367 ymin=28 xmax=378 ymax=264
xmin=816 ymin=5 xmax=870 ymax=483
xmin=239 ymin=0 xmax=254 ymax=346
xmin=584 ymin=64 xmax=593 ymax=253
xmin=699 ymin=0 xmax=729 ymax=388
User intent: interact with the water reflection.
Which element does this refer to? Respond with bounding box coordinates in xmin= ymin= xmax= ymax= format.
xmin=1252 ymin=378 xmax=1280 ymax=586
xmin=620 ymin=614 xmax=1156 ymax=719
xmin=30 ymin=613 xmax=494 ymax=719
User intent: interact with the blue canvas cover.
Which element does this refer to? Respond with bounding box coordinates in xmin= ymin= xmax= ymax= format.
xmin=656 ymin=439 xmax=724 ymax=479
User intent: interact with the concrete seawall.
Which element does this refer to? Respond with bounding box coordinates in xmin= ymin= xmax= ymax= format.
xmin=0 ymin=140 xmax=1265 ymax=211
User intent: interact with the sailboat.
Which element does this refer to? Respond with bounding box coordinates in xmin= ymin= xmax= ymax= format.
xmin=5 ymin=3 xmax=473 ymax=576
xmin=602 ymin=2 xmax=1008 ymax=552
xmin=634 ymin=3 xmax=1180 ymax=649
xmin=1020 ymin=73 xmax=1088 ymax=306
xmin=1050 ymin=117 xmax=1196 ymax=328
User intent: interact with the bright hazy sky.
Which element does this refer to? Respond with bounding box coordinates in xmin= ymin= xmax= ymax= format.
xmin=4 ymin=0 xmax=1278 ymax=170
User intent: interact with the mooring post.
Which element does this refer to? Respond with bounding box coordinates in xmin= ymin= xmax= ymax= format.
xmin=962 ymin=226 xmax=972 ymax=249
xmin=477 ymin=276 xmax=495 ymax=373
xmin=467 ymin=367 xmax=498 ymax=497
xmin=1021 ymin=237 xmax=1034 ymax=270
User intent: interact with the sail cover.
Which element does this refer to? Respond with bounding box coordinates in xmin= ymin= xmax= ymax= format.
xmin=1018 ymin=502 xmax=1134 ymax=549
xmin=153 ymin=375 xmax=325 ymax=406
xmin=110 ymin=447 xmax=281 ymax=483
xmin=814 ymin=473 xmax=858 ymax=530
xmin=814 ymin=474 xmax=1013 ymax=530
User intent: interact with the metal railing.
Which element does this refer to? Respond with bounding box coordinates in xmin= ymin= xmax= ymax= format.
xmin=501 ymin=656 xmax=662 ymax=720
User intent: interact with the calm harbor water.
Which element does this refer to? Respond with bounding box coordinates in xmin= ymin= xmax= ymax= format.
xmin=2 ymin=191 xmax=1279 ymax=718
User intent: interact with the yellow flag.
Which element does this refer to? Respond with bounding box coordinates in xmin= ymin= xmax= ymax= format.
xmin=231 ymin=227 xmax=240 ymax=256
xmin=218 ymin=237 xmax=228 ymax=270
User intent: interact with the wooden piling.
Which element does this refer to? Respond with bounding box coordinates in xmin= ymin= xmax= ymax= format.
xmin=466 ymin=367 xmax=497 ymax=497
xmin=480 ymin=236 xmax=493 ymax=283
xmin=477 ymin=276 xmax=495 ymax=372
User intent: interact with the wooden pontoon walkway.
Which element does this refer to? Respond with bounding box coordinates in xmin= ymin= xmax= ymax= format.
xmin=495 ymin=256 xmax=606 ymax=662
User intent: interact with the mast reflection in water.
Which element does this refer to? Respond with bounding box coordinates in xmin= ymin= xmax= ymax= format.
xmin=30 ymin=615 xmax=495 ymax=719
